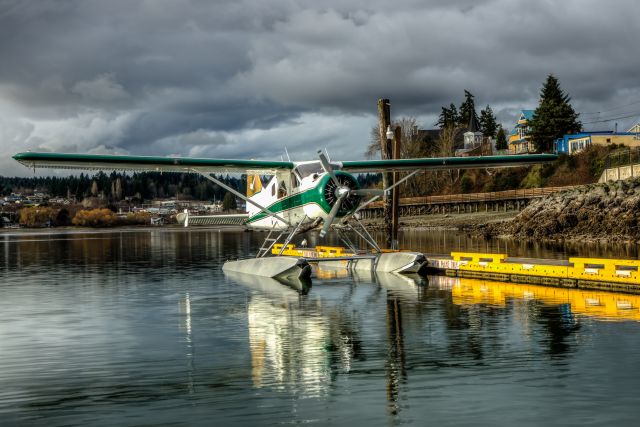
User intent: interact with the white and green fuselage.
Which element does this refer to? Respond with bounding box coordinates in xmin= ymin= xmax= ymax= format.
xmin=245 ymin=162 xmax=361 ymax=230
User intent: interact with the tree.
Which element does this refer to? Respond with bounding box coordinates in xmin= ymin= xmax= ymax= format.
xmin=436 ymin=103 xmax=460 ymax=129
xmin=19 ymin=206 xmax=56 ymax=227
xmin=114 ymin=177 xmax=122 ymax=200
xmin=495 ymin=126 xmax=508 ymax=151
xmin=529 ymin=74 xmax=581 ymax=152
xmin=72 ymin=208 xmax=118 ymax=227
xmin=434 ymin=126 xmax=464 ymax=187
xmin=458 ymin=90 xmax=479 ymax=128
xmin=366 ymin=117 xmax=433 ymax=159
xmin=479 ymin=105 xmax=498 ymax=138
xmin=222 ymin=192 xmax=237 ymax=211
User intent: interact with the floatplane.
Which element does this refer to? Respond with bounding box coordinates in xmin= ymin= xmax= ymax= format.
xmin=13 ymin=150 xmax=556 ymax=281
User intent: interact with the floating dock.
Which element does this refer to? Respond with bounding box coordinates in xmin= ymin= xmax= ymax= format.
xmin=428 ymin=252 xmax=640 ymax=293
xmin=271 ymin=244 xmax=639 ymax=292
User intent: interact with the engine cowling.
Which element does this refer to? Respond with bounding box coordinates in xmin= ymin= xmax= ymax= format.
xmin=320 ymin=172 xmax=361 ymax=216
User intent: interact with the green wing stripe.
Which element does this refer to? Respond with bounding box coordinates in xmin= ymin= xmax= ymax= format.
xmin=341 ymin=154 xmax=558 ymax=172
xmin=13 ymin=152 xmax=294 ymax=173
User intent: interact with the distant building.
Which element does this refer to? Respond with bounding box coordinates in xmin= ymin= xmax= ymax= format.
xmin=508 ymin=110 xmax=534 ymax=154
xmin=554 ymin=125 xmax=640 ymax=155
xmin=628 ymin=123 xmax=640 ymax=133
xmin=455 ymin=113 xmax=493 ymax=157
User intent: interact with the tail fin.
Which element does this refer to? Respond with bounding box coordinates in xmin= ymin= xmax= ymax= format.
xmin=247 ymin=174 xmax=263 ymax=198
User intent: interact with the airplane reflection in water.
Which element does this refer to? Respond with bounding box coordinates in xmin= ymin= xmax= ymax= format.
xmin=226 ymin=271 xmax=366 ymax=397
xmin=224 ymin=269 xmax=640 ymax=415
xmin=226 ymin=268 xmax=426 ymax=415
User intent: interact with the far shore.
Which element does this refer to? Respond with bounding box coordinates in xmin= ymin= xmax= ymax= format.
xmin=0 ymin=225 xmax=246 ymax=235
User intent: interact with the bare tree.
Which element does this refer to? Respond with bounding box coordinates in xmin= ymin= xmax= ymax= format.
xmin=366 ymin=117 xmax=428 ymax=159
xmin=436 ymin=124 xmax=464 ymax=188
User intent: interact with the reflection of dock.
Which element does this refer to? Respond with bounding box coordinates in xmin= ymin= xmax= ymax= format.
xmin=429 ymin=252 xmax=640 ymax=293
xmin=451 ymin=277 xmax=640 ymax=322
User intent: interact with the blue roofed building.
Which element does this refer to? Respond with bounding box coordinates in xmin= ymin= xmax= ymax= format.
xmin=554 ymin=124 xmax=640 ymax=155
xmin=508 ymin=110 xmax=534 ymax=154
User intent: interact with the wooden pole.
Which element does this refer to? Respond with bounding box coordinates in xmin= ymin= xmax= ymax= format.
xmin=377 ymin=99 xmax=392 ymax=249
xmin=391 ymin=125 xmax=402 ymax=249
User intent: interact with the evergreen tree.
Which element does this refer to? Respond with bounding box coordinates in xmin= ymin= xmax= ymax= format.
xmin=436 ymin=103 xmax=460 ymax=129
xmin=495 ymin=126 xmax=508 ymax=150
xmin=222 ymin=191 xmax=237 ymax=211
xmin=529 ymin=74 xmax=581 ymax=152
xmin=458 ymin=90 xmax=479 ymax=127
xmin=479 ymin=105 xmax=498 ymax=138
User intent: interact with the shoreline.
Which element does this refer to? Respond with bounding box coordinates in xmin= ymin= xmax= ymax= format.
xmin=363 ymin=210 xmax=640 ymax=245
xmin=4 ymin=210 xmax=639 ymax=245
xmin=0 ymin=224 xmax=246 ymax=236
xmin=362 ymin=210 xmax=518 ymax=231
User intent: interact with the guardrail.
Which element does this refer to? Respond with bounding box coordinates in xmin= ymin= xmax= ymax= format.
xmin=605 ymin=147 xmax=640 ymax=169
xmin=366 ymin=186 xmax=575 ymax=208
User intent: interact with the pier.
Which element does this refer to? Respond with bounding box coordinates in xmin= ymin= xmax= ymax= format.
xmin=359 ymin=186 xmax=574 ymax=219
xmin=429 ymin=251 xmax=640 ymax=294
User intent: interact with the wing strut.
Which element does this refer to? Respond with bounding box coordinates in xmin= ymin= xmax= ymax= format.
xmin=191 ymin=168 xmax=291 ymax=227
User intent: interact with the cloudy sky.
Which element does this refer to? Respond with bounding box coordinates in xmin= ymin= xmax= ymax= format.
xmin=2 ymin=0 xmax=640 ymax=176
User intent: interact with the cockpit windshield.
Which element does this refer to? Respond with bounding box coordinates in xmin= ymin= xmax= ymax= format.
xmin=293 ymin=162 xmax=324 ymax=178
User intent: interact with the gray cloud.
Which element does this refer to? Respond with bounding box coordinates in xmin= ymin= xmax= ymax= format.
xmin=1 ymin=0 xmax=640 ymax=175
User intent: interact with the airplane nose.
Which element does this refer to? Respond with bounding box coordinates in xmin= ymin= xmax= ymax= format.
xmin=335 ymin=186 xmax=350 ymax=198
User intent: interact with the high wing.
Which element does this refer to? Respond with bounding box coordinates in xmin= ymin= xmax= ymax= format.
xmin=12 ymin=152 xmax=294 ymax=175
xmin=340 ymin=154 xmax=557 ymax=173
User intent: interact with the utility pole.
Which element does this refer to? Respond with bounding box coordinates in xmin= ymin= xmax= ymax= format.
xmin=391 ymin=125 xmax=402 ymax=250
xmin=378 ymin=99 xmax=392 ymax=249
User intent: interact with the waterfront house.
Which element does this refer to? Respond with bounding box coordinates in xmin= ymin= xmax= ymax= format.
xmin=554 ymin=125 xmax=640 ymax=155
xmin=508 ymin=110 xmax=534 ymax=154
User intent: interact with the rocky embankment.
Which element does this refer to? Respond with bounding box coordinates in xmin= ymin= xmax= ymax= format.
xmin=473 ymin=178 xmax=640 ymax=242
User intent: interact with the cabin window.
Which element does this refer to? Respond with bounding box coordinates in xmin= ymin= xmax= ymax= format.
xmin=278 ymin=182 xmax=287 ymax=198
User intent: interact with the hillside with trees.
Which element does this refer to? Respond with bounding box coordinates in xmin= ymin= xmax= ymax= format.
xmin=0 ymin=172 xmax=247 ymax=202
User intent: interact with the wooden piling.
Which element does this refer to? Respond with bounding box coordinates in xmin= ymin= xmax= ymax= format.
xmin=377 ymin=99 xmax=393 ymax=249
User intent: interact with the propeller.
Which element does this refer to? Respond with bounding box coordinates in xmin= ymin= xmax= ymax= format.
xmin=317 ymin=150 xmax=383 ymax=237
xmin=318 ymin=150 xmax=340 ymax=188
xmin=319 ymin=190 xmax=348 ymax=238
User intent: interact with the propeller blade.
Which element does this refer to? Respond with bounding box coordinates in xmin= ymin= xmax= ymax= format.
xmin=319 ymin=192 xmax=347 ymax=238
xmin=317 ymin=150 xmax=341 ymax=188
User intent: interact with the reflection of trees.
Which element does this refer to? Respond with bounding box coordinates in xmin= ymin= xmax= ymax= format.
xmin=2 ymin=230 xmax=261 ymax=273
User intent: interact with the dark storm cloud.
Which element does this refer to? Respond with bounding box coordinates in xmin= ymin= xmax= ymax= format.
xmin=1 ymin=0 xmax=640 ymax=175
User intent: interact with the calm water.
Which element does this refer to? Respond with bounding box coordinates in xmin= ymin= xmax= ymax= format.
xmin=1 ymin=228 xmax=639 ymax=426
